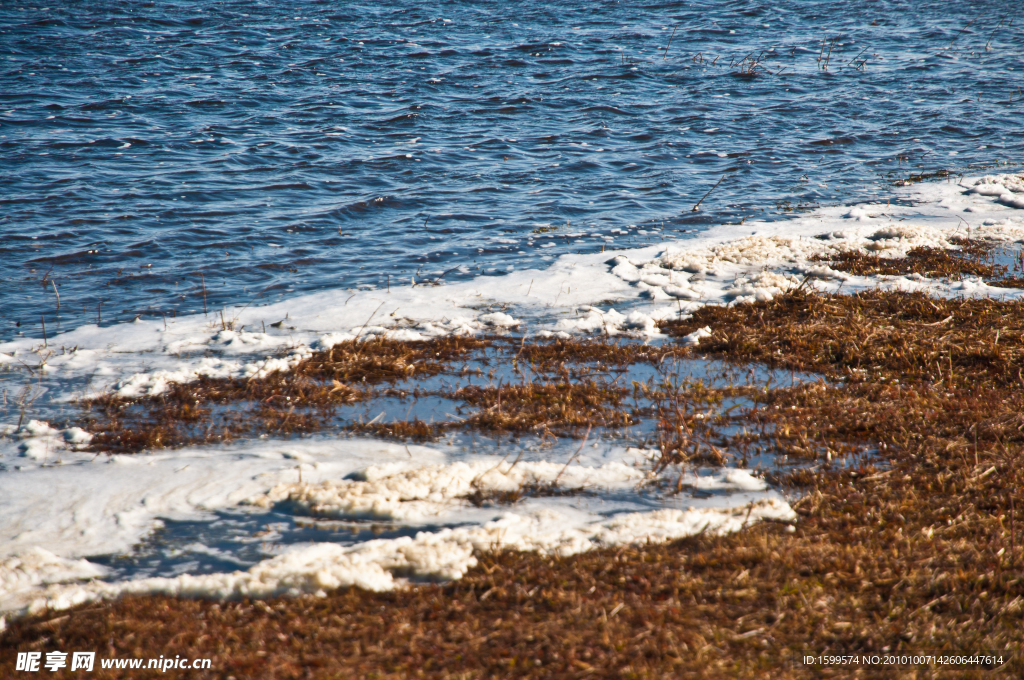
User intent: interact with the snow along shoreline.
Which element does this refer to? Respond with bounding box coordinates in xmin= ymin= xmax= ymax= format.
xmin=1 ymin=173 xmax=1022 ymax=619
xmin=1 ymin=174 xmax=1022 ymax=404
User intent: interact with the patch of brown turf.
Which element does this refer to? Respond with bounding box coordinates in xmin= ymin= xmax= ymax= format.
xmin=455 ymin=380 xmax=635 ymax=436
xmin=514 ymin=337 xmax=681 ymax=373
xmin=662 ymin=289 xmax=1024 ymax=388
xmin=83 ymin=336 xmax=488 ymax=452
xmin=811 ymin=242 xmax=1003 ymax=280
xmin=13 ymin=289 xmax=1024 ymax=677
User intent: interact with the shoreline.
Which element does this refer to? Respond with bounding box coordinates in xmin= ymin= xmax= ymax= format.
xmin=2 ymin=174 xmax=1024 ymax=675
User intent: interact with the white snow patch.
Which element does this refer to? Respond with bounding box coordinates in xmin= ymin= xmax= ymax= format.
xmin=8 ymin=499 xmax=795 ymax=616
xmin=14 ymin=420 xmax=95 ymax=463
xmin=680 ymin=326 xmax=712 ymax=347
xmin=0 ymin=438 xmax=447 ymax=561
xmin=0 ymin=548 xmax=107 ymax=615
xmin=971 ymin=174 xmax=1024 ymax=209
xmin=479 ymin=312 xmax=520 ymax=327
xmin=248 ymin=460 xmax=644 ymax=521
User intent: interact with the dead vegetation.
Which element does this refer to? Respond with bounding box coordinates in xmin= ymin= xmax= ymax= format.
xmin=456 ymin=380 xmax=634 ymax=436
xmin=84 ymin=336 xmax=488 ymax=451
xmin=345 ymin=417 xmax=447 ymax=443
xmin=11 ymin=276 xmax=1024 ymax=675
xmin=658 ymin=288 xmax=1024 ymax=673
xmin=892 ymin=168 xmax=952 ymax=186
xmin=514 ymin=337 xmax=679 ymax=374
xmin=3 ymin=490 xmax=1019 ymax=679
xmin=662 ymin=288 xmax=1024 ymax=387
xmin=80 ymin=335 xmax=670 ymax=451
xmin=633 ymin=377 xmax=735 ymax=475
xmin=813 ymin=243 xmax=1001 ymax=280
xmin=299 ymin=335 xmax=489 ymax=383
xmin=811 ymin=236 xmax=1024 ymax=287
xmin=86 ymin=372 xmax=362 ymax=451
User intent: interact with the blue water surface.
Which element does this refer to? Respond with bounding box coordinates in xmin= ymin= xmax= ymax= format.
xmin=2 ymin=0 xmax=1022 ymax=340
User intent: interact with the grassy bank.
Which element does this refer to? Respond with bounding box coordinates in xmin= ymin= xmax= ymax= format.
xmin=4 ymin=243 xmax=1024 ymax=677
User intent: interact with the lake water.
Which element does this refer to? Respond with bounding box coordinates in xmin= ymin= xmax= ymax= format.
xmin=2 ymin=0 xmax=1022 ymax=341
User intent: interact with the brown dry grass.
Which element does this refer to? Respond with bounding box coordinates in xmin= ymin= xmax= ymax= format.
xmin=813 ymin=244 xmax=1001 ymax=280
xmin=1 ymin=510 xmax=1017 ymax=679
xmin=299 ymin=335 xmax=489 ymax=383
xmin=632 ymin=378 xmax=735 ymax=473
xmin=811 ymin=237 xmax=1023 ymax=286
xmin=346 ymin=418 xmax=448 ymax=443
xmin=81 ymin=336 xmax=648 ymax=451
xmin=663 ymin=288 xmax=1024 ymax=388
xmin=456 ymin=380 xmax=634 ymax=436
xmin=8 ymin=256 xmax=1024 ymax=676
xmin=660 ymin=289 xmax=1023 ymax=674
xmin=514 ymin=337 xmax=680 ymax=374
xmin=84 ymin=336 xmax=487 ymax=452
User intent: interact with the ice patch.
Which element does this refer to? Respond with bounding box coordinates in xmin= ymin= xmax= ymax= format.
xmin=8 ymin=499 xmax=795 ymax=616
xmin=22 ymin=420 xmax=59 ymax=438
xmin=689 ymin=468 xmax=766 ymax=491
xmin=14 ymin=420 xmax=94 ymax=463
xmin=724 ymin=271 xmax=799 ymax=304
xmin=609 ymin=256 xmax=642 ymax=283
xmin=249 ymin=460 xmax=645 ymax=521
xmin=680 ymin=326 xmax=712 ymax=347
xmin=63 ymin=427 xmax=93 ymax=445
xmin=0 ymin=438 xmax=448 ymax=560
xmin=478 ymin=312 xmax=520 ymax=327
xmin=112 ymin=350 xmax=312 ymax=398
xmin=844 ymin=206 xmax=875 ymax=221
xmin=971 ymin=174 xmax=1024 ymax=209
xmin=554 ymin=305 xmax=684 ymax=338
xmin=316 ymin=332 xmax=357 ymax=349
xmin=0 ymin=548 xmax=107 ymax=615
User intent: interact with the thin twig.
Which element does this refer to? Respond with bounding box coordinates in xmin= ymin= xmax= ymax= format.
xmin=200 ymin=273 xmax=208 ymax=315
xmin=949 ymin=18 xmax=977 ymax=50
xmin=692 ymin=174 xmax=726 ymax=212
xmin=846 ymin=47 xmax=869 ymax=70
xmin=433 ymin=266 xmax=462 ymax=285
xmin=823 ymin=37 xmax=837 ymax=71
xmin=354 ymin=301 xmax=387 ymax=341
xmin=663 ymin=26 xmax=678 ymax=59
xmin=554 ymin=424 xmax=592 ymax=485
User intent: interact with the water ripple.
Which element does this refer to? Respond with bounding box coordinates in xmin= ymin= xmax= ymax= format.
xmin=1 ymin=0 xmax=1022 ymax=340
